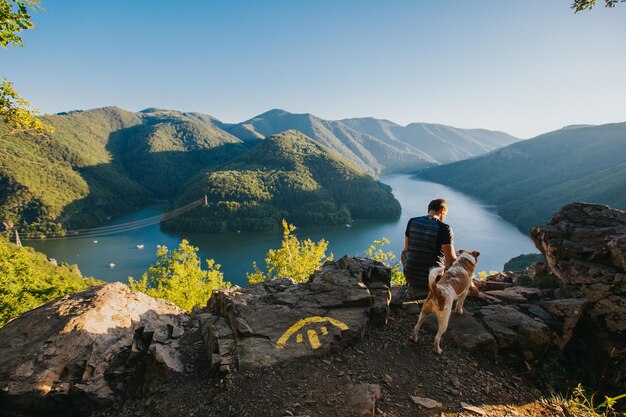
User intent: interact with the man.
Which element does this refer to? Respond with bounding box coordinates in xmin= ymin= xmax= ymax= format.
xmin=403 ymin=198 xmax=459 ymax=300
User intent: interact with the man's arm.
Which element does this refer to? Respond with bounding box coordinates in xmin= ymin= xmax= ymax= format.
xmin=405 ymin=236 xmax=409 ymax=251
xmin=442 ymin=243 xmax=456 ymax=268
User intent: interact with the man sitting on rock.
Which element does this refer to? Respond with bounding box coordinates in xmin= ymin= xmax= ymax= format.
xmin=402 ymin=198 xmax=478 ymax=300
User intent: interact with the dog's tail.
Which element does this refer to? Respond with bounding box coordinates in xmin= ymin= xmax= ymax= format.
xmin=428 ymin=266 xmax=445 ymax=294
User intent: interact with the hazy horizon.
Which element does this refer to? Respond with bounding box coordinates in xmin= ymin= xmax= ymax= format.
xmin=3 ymin=0 xmax=626 ymax=139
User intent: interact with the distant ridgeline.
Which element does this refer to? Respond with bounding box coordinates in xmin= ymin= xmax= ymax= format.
xmin=419 ymin=122 xmax=626 ymax=232
xmin=162 ymin=131 xmax=401 ymax=232
xmin=0 ymin=107 xmax=518 ymax=235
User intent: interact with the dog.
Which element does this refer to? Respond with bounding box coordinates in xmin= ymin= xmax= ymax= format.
xmin=409 ymin=250 xmax=480 ymax=354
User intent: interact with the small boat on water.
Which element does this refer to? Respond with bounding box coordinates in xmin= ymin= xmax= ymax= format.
xmin=108 ymin=263 xmax=116 ymax=268
xmin=345 ymin=224 xmax=352 ymax=228
xmin=93 ymin=240 xmax=98 ymax=244
xmin=136 ymin=244 xmax=145 ymax=250
xmin=48 ymin=258 xmax=58 ymax=266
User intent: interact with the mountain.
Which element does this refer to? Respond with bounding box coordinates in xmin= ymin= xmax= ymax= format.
xmin=221 ymin=109 xmax=520 ymax=174
xmin=0 ymin=107 xmax=245 ymax=235
xmin=418 ymin=122 xmax=626 ymax=231
xmin=0 ymin=105 xmax=519 ymax=235
xmin=163 ymin=130 xmax=402 ymax=232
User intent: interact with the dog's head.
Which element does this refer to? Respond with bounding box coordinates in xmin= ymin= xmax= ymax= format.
xmin=456 ymin=249 xmax=480 ymax=261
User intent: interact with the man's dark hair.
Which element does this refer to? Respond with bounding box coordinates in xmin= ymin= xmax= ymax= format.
xmin=428 ymin=198 xmax=447 ymax=213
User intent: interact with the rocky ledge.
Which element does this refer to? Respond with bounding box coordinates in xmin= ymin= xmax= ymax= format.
xmin=531 ymin=202 xmax=626 ymax=391
xmin=197 ymin=256 xmax=392 ymax=373
xmin=0 ymin=283 xmax=191 ymax=415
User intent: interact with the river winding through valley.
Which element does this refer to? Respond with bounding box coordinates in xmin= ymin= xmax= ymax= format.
xmin=27 ymin=175 xmax=538 ymax=286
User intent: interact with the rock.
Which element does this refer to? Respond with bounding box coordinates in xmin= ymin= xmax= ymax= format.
xmin=480 ymin=305 xmax=550 ymax=359
xmin=539 ymin=298 xmax=589 ymax=349
xmin=484 ymin=287 xmax=543 ymax=304
xmin=525 ymin=305 xmax=554 ymax=324
xmin=460 ymin=402 xmax=487 ymax=415
xmin=346 ymin=383 xmax=382 ymax=416
xmin=483 ymin=289 xmax=527 ymax=303
xmin=423 ymin=313 xmax=497 ymax=356
xmin=401 ymin=301 xmax=422 ymax=315
xmin=201 ymin=257 xmax=391 ymax=372
xmin=410 ymin=396 xmax=442 ymax=409
xmin=474 ymin=280 xmax=513 ymax=291
xmin=0 ymin=283 xmax=188 ymax=415
xmin=389 ymin=286 xmax=406 ymax=308
xmin=530 ymin=202 xmax=626 ymax=390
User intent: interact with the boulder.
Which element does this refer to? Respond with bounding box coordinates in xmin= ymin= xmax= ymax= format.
xmin=0 ymin=283 xmax=190 ymax=415
xmin=423 ymin=313 xmax=497 ymax=356
xmin=530 ymin=202 xmax=626 ymax=390
xmin=200 ymin=257 xmax=391 ymax=372
xmin=480 ymin=305 xmax=550 ymax=359
xmin=539 ymin=298 xmax=589 ymax=350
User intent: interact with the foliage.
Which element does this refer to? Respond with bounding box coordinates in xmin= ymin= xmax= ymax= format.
xmin=419 ymin=123 xmax=626 ymax=232
xmin=572 ymin=0 xmax=624 ymax=12
xmin=0 ymin=0 xmax=53 ymax=136
xmin=0 ymin=79 xmax=53 ymax=136
xmin=167 ymin=131 xmax=401 ymax=232
xmin=476 ymin=270 xmax=499 ymax=280
xmin=363 ymin=237 xmax=405 ymax=286
xmin=128 ymin=239 xmax=230 ymax=311
xmin=0 ymin=0 xmax=41 ymax=47
xmin=247 ymin=220 xmax=332 ymax=283
xmin=0 ymin=236 xmax=101 ymax=327
xmin=503 ymin=253 xmax=545 ymax=272
xmin=552 ymin=384 xmax=626 ymax=416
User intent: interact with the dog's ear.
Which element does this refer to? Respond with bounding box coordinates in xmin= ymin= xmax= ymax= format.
xmin=471 ymin=251 xmax=480 ymax=259
xmin=457 ymin=249 xmax=465 ymax=256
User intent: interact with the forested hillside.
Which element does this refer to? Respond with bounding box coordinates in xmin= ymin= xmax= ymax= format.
xmin=163 ymin=130 xmax=401 ymax=232
xmin=0 ymin=107 xmax=245 ymax=235
xmin=419 ymin=123 xmax=626 ymax=231
xmin=221 ymin=109 xmax=519 ymax=174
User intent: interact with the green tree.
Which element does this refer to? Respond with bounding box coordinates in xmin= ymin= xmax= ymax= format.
xmin=128 ymin=239 xmax=230 ymax=311
xmin=0 ymin=0 xmax=53 ymax=136
xmin=572 ymin=0 xmax=624 ymax=12
xmin=0 ymin=237 xmax=99 ymax=327
xmin=363 ymin=237 xmax=405 ymax=286
xmin=247 ymin=219 xmax=332 ymax=283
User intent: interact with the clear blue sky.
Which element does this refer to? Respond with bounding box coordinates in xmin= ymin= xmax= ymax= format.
xmin=2 ymin=0 xmax=625 ymax=138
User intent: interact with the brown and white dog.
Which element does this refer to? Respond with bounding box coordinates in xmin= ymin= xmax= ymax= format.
xmin=409 ymin=250 xmax=480 ymax=354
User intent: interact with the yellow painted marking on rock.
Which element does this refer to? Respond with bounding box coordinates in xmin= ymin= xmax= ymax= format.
xmin=307 ymin=329 xmax=321 ymax=349
xmin=275 ymin=316 xmax=349 ymax=349
xmin=296 ymin=333 xmax=303 ymax=343
xmin=321 ymin=326 xmax=328 ymax=335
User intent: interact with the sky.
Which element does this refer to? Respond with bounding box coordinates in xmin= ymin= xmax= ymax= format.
xmin=2 ymin=0 xmax=626 ymax=138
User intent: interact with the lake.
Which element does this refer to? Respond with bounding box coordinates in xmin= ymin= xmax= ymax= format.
xmin=27 ymin=175 xmax=539 ymax=286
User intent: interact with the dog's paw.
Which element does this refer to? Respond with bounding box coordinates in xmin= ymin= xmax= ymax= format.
xmin=434 ymin=346 xmax=443 ymax=355
xmin=409 ymin=335 xmax=418 ymax=343
xmin=455 ymin=308 xmax=464 ymax=315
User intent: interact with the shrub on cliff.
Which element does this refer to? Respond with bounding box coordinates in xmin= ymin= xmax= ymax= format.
xmin=128 ymin=239 xmax=230 ymax=310
xmin=247 ymin=220 xmax=332 ymax=283
xmin=0 ymin=237 xmax=101 ymax=327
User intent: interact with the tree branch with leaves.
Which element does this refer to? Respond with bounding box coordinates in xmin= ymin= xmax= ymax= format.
xmin=0 ymin=0 xmax=53 ymax=137
xmin=572 ymin=0 xmax=624 ymax=12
